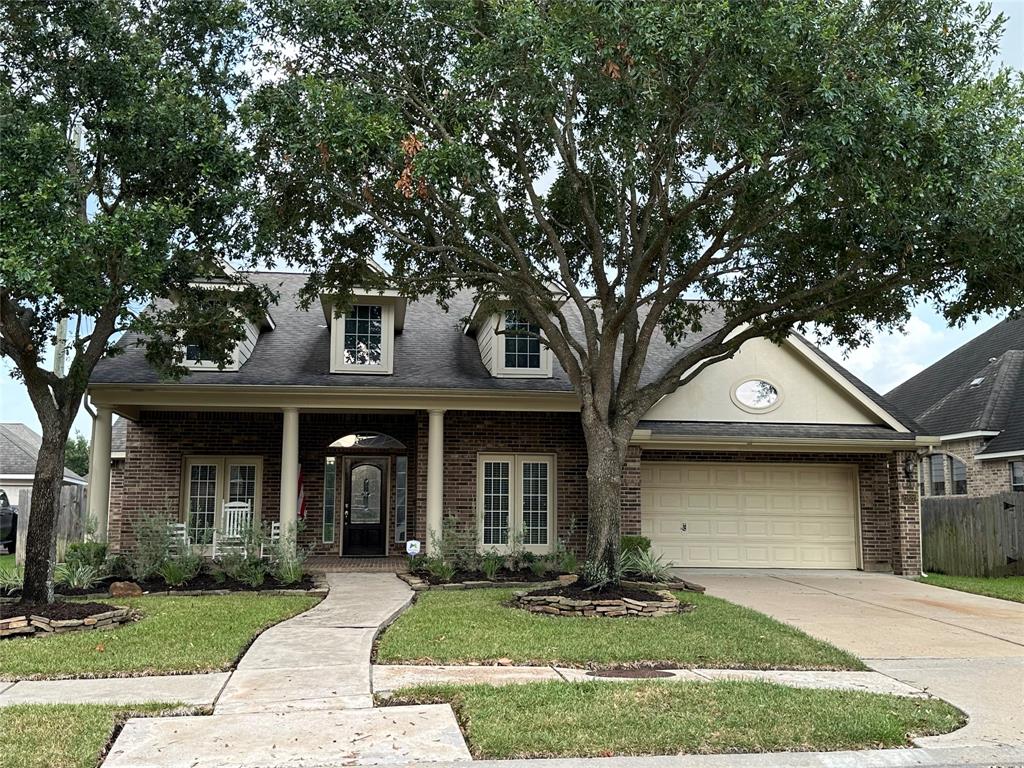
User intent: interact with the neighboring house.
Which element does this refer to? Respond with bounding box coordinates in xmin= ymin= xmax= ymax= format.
xmin=87 ymin=272 xmax=930 ymax=574
xmin=0 ymin=422 xmax=88 ymax=556
xmin=886 ymin=314 xmax=1024 ymax=500
xmin=0 ymin=422 xmax=87 ymax=505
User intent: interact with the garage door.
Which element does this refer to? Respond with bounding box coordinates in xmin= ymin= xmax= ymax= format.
xmin=641 ymin=462 xmax=859 ymax=569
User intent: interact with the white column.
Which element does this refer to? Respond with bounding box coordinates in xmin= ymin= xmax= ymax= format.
xmin=425 ymin=408 xmax=445 ymax=553
xmin=279 ymin=408 xmax=299 ymax=549
xmin=87 ymin=406 xmax=113 ymax=542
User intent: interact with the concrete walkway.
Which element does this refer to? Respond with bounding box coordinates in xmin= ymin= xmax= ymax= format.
xmin=0 ymin=673 xmax=229 ymax=707
xmin=372 ymin=664 xmax=929 ymax=697
xmin=103 ymin=573 xmax=473 ymax=767
xmin=682 ymin=570 xmax=1024 ymax=751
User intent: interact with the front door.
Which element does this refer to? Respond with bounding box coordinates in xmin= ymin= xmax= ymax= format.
xmin=342 ymin=458 xmax=388 ymax=556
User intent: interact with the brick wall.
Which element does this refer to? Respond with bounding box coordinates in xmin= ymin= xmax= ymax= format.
xmin=932 ymin=439 xmax=1014 ymax=497
xmin=415 ymin=410 xmax=590 ymax=558
xmin=889 ymin=449 xmax=922 ymax=575
xmin=113 ymin=411 xmax=418 ymax=556
xmin=109 ymin=409 xmax=919 ymax=573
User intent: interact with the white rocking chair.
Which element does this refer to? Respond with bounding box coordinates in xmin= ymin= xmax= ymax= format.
xmin=212 ymin=501 xmax=253 ymax=558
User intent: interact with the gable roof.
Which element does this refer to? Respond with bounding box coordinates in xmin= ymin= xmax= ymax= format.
xmin=885 ymin=314 xmax=1024 ymax=456
xmin=887 ymin=314 xmax=1024 ymax=420
xmin=90 ymin=271 xmax=915 ymax=433
xmin=0 ymin=423 xmax=86 ymax=484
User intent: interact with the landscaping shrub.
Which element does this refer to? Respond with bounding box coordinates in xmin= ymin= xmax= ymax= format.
xmin=265 ymin=522 xmax=310 ymax=585
xmin=422 ymin=555 xmax=456 ymax=583
xmin=555 ymin=539 xmax=578 ymax=574
xmin=64 ymin=541 xmax=108 ymax=571
xmin=213 ymin=552 xmax=249 ymax=583
xmin=129 ymin=514 xmax=173 ymax=582
xmin=480 ymin=550 xmax=504 ymax=580
xmin=528 ymin=556 xmax=549 ymax=578
xmin=620 ymin=535 xmax=651 ymax=556
xmin=157 ymin=551 xmax=203 ymax=587
xmin=53 ymin=562 xmax=103 ymax=590
xmin=0 ymin=563 xmax=23 ymax=595
xmin=623 ymin=549 xmax=674 ymax=583
xmin=236 ymin=558 xmax=269 ymax=588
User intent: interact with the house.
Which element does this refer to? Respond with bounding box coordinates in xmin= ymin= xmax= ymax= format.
xmin=0 ymin=422 xmax=88 ymax=556
xmin=886 ymin=314 xmax=1024 ymax=499
xmin=86 ymin=272 xmax=931 ymax=574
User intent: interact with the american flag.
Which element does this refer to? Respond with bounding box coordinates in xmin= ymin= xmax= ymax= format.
xmin=297 ymin=465 xmax=307 ymax=519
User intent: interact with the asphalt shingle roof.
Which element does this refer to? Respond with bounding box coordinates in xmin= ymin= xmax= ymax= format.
xmin=90 ymin=272 xmax=914 ymax=438
xmin=0 ymin=423 xmax=86 ymax=483
xmin=885 ymin=315 xmax=1024 ymax=455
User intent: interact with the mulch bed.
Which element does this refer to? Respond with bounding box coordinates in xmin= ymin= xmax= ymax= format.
xmin=526 ymin=582 xmax=663 ymax=602
xmin=413 ymin=568 xmax=565 ymax=586
xmin=1 ymin=601 xmax=113 ymax=621
xmin=54 ymin=573 xmax=317 ymax=596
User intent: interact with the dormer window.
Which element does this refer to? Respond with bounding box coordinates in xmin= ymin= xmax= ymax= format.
xmin=464 ymin=300 xmax=553 ymax=379
xmin=184 ymin=344 xmax=205 ymax=363
xmin=502 ymin=310 xmax=542 ymax=370
xmin=343 ymin=305 xmax=384 ymax=366
xmin=324 ymin=291 xmax=405 ymax=375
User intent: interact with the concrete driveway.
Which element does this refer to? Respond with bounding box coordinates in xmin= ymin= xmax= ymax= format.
xmin=678 ymin=570 xmax=1024 ymax=750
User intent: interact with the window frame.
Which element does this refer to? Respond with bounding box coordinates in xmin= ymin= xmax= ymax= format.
xmin=330 ymin=302 xmax=395 ymax=374
xmin=476 ymin=452 xmax=555 ymax=554
xmin=494 ymin=310 xmax=552 ymax=378
xmin=180 ymin=456 xmax=263 ymax=547
xmin=1011 ymin=461 xmax=1024 ymax=493
xmin=928 ymin=453 xmax=946 ymax=497
xmin=948 ymin=455 xmax=967 ymax=496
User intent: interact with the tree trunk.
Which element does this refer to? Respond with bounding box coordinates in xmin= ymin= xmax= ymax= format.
xmin=581 ymin=419 xmax=630 ymax=580
xmin=20 ymin=420 xmax=71 ymax=605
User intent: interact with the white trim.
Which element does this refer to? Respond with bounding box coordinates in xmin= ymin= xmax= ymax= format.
xmin=0 ymin=474 xmax=87 ymax=486
xmin=940 ymin=430 xmax=1000 ymax=442
xmin=180 ymin=455 xmax=264 ymax=549
xmin=630 ymin=429 xmax=932 ymax=453
xmin=783 ymin=335 xmax=910 ymax=432
xmin=330 ymin=301 xmax=396 ymax=375
xmin=110 ymin=451 xmax=126 ymax=460
xmin=975 ymin=449 xmax=1024 ymax=461
xmin=729 ymin=377 xmax=784 ymax=415
xmin=476 ymin=452 xmax=556 ymax=555
xmin=493 ymin=310 xmax=553 ymax=379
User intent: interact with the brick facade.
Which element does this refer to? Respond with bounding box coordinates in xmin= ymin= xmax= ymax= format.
xmin=927 ymin=438 xmax=1016 ymax=497
xmin=108 ymin=409 xmax=920 ymax=573
xmin=112 ymin=411 xmax=418 ymax=556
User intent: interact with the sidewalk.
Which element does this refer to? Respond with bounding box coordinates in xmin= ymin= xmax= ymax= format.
xmin=101 ymin=573 xmax=473 ymax=767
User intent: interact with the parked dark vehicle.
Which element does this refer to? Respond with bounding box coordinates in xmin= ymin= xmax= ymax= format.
xmin=0 ymin=490 xmax=17 ymax=555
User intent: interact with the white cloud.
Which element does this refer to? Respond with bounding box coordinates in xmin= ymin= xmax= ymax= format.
xmin=819 ymin=310 xmax=1003 ymax=395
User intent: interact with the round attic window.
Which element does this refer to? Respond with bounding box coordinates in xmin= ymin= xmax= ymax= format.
xmin=732 ymin=379 xmax=781 ymax=413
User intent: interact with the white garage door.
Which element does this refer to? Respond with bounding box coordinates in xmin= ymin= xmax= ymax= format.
xmin=641 ymin=462 xmax=859 ymax=569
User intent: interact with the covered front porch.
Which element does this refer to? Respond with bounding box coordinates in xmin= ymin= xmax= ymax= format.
xmin=87 ymin=406 xmax=451 ymax=560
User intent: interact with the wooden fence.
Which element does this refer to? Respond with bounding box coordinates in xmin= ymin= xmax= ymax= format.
xmin=921 ymin=492 xmax=1024 ymax=577
xmin=13 ymin=485 xmax=87 ymax=566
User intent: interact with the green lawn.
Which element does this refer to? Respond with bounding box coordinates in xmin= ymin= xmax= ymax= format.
xmin=919 ymin=574 xmax=1024 ymax=603
xmin=382 ymin=680 xmax=963 ymax=758
xmin=376 ymin=589 xmax=864 ymax=670
xmin=0 ymin=553 xmax=15 ymax=570
xmin=0 ymin=593 xmax=318 ymax=680
xmin=1 ymin=703 xmax=185 ymax=768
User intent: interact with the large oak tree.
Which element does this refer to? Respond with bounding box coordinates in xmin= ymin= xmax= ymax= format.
xmin=246 ymin=0 xmax=1024 ymax=575
xmin=1 ymin=0 xmax=268 ymax=603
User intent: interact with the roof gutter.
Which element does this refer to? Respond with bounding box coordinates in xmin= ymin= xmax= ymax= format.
xmin=630 ymin=429 xmax=938 ymax=452
xmin=974 ymin=449 xmax=1024 ymax=460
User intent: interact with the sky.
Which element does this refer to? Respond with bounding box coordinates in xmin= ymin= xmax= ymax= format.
xmin=1 ymin=3 xmax=1022 ymax=440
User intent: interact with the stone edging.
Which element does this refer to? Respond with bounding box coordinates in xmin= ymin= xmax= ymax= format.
xmin=515 ymin=589 xmax=693 ymax=618
xmin=1 ymin=607 xmax=132 ymax=638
